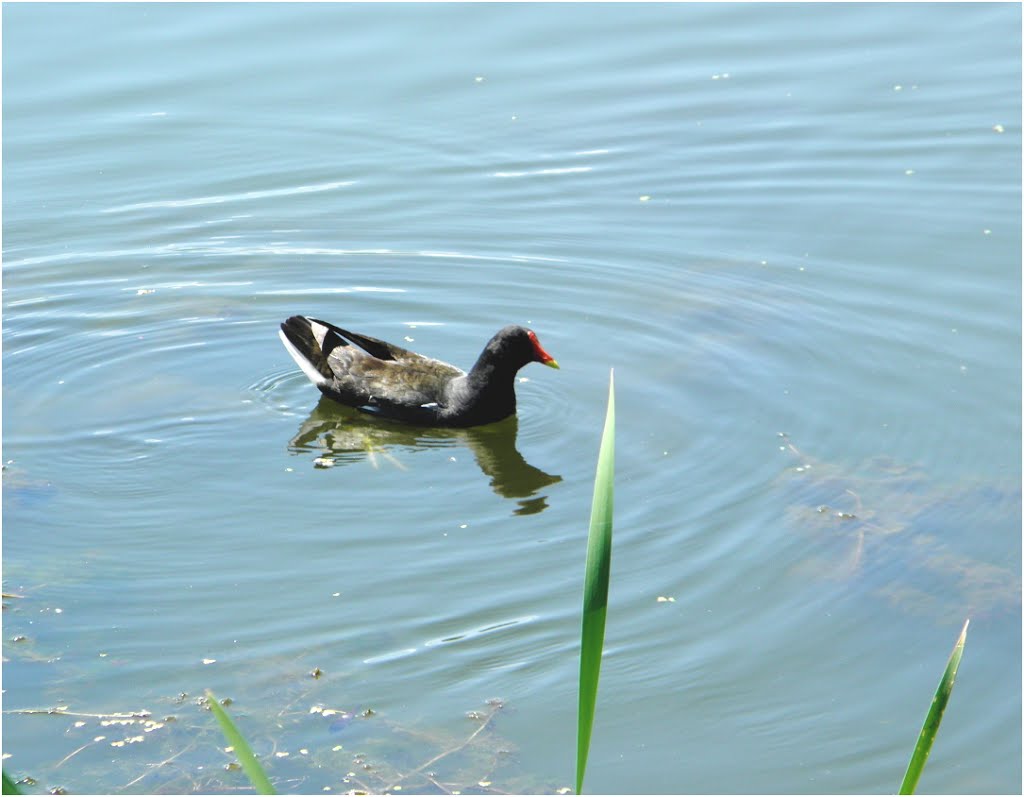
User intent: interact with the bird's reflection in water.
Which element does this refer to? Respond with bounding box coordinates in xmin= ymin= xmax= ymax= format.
xmin=288 ymin=397 xmax=562 ymax=515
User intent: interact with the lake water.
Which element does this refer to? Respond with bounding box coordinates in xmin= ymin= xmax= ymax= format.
xmin=2 ymin=3 xmax=1020 ymax=794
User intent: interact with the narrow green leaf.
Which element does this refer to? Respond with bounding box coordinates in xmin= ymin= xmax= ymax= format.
xmin=2 ymin=770 xmax=22 ymax=795
xmin=576 ymin=370 xmax=615 ymax=795
xmin=898 ymin=619 xmax=970 ymax=795
xmin=205 ymin=690 xmax=276 ymax=795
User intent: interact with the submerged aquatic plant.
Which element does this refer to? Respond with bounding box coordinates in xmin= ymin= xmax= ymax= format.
xmin=576 ymin=370 xmax=615 ymax=794
xmin=898 ymin=619 xmax=970 ymax=794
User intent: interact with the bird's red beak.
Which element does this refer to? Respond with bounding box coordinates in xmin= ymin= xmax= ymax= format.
xmin=528 ymin=330 xmax=560 ymax=369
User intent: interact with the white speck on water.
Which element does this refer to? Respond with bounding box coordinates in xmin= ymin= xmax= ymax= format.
xmin=993 ymin=124 xmax=1005 ymax=133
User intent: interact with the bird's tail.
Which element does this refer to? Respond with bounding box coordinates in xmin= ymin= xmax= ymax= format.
xmin=278 ymin=316 xmax=335 ymax=387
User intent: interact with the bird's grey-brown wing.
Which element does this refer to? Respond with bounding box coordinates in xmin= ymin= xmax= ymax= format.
xmin=296 ymin=318 xmax=460 ymax=407
xmin=280 ymin=315 xmax=465 ymax=417
xmin=326 ymin=345 xmax=464 ymax=409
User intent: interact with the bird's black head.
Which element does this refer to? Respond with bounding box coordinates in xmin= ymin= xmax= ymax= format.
xmin=484 ymin=325 xmax=560 ymax=373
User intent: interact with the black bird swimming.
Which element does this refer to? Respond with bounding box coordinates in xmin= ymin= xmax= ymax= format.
xmin=279 ymin=316 xmax=559 ymax=427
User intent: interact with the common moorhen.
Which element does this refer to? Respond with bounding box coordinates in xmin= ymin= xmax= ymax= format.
xmin=279 ymin=316 xmax=559 ymax=427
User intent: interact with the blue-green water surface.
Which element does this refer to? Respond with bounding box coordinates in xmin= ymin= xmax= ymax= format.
xmin=3 ymin=4 xmax=1021 ymax=794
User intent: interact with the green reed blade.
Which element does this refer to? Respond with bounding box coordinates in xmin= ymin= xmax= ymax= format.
xmin=898 ymin=619 xmax=970 ymax=795
xmin=576 ymin=370 xmax=615 ymax=795
xmin=2 ymin=770 xmax=22 ymax=795
xmin=205 ymin=690 xmax=276 ymax=795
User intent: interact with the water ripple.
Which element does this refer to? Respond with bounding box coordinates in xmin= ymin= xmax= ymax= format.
xmin=100 ymin=179 xmax=357 ymax=213
xmin=3 ymin=245 xmax=569 ymax=270
xmin=493 ymin=165 xmax=593 ymax=178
